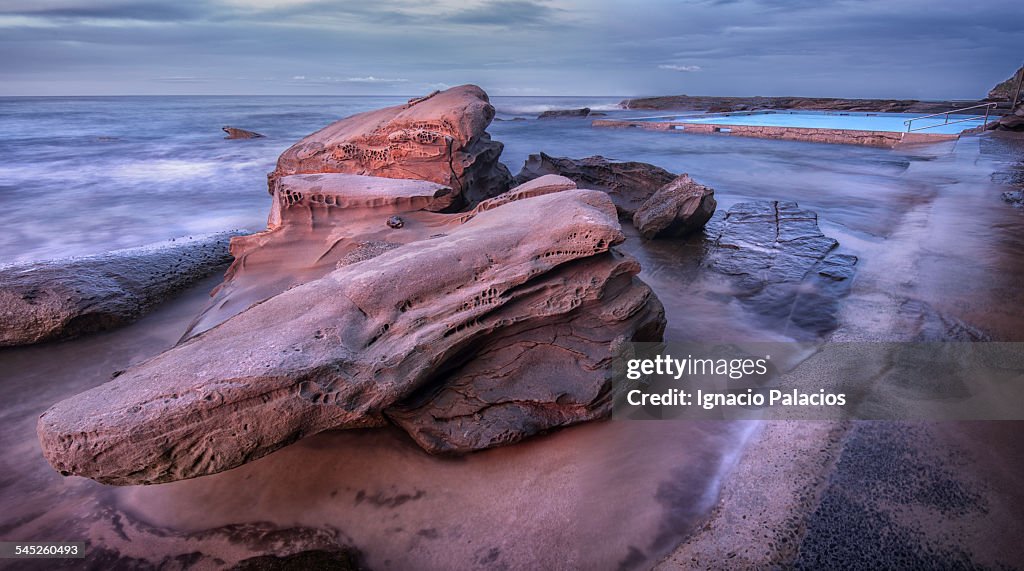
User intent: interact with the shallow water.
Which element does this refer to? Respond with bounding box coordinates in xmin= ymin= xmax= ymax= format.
xmin=2 ymin=96 xmax=1023 ymax=568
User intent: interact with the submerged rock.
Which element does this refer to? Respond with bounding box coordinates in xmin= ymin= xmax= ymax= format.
xmin=537 ymin=107 xmax=591 ymax=119
xmin=38 ymin=179 xmax=664 ymax=484
xmin=222 ymin=126 xmax=264 ymax=139
xmin=269 ymin=84 xmax=512 ymax=207
xmin=514 ymin=153 xmax=677 ymax=218
xmin=704 ymin=201 xmax=856 ymax=336
xmin=632 ymin=174 xmax=717 ymax=239
xmin=0 ymin=232 xmax=240 ymax=347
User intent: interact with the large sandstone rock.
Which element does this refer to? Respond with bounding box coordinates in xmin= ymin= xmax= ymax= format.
xmin=632 ymin=174 xmax=717 ymax=239
xmin=0 ymin=232 xmax=239 ymax=347
xmin=514 ymin=153 xmax=676 ymax=218
xmin=182 ymin=174 xmax=457 ymax=339
xmin=269 ymin=85 xmax=512 ymax=207
xmin=38 ymin=180 xmax=664 ymax=485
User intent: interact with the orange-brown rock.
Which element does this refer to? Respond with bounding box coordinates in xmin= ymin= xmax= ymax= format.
xmin=38 ymin=176 xmax=664 ymax=485
xmin=269 ymin=85 xmax=512 ymax=207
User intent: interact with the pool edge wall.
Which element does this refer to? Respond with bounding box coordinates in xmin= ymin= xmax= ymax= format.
xmin=592 ymin=119 xmax=963 ymax=148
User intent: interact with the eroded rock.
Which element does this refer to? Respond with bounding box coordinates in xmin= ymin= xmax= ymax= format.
xmin=269 ymin=84 xmax=512 ymax=207
xmin=632 ymin=174 xmax=717 ymax=239
xmin=183 ymin=174 xmax=456 ymax=339
xmin=39 ymin=185 xmax=664 ymax=485
xmin=514 ymin=153 xmax=677 ymax=218
xmin=0 ymin=232 xmax=240 ymax=347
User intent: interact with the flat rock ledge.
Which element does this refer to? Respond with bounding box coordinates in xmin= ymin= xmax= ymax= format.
xmin=38 ymin=175 xmax=665 ymax=485
xmin=704 ymin=201 xmax=857 ymax=336
xmin=0 ymin=232 xmax=241 ymax=347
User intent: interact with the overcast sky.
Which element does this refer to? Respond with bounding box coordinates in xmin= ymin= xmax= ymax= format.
xmin=1 ymin=0 xmax=1021 ymax=98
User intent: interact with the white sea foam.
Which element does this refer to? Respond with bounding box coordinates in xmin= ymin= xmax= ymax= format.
xmin=492 ymin=101 xmax=623 ymax=115
xmin=113 ymin=159 xmax=222 ymax=180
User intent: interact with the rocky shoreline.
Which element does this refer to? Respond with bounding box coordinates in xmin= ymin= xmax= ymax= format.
xmin=6 ymin=78 xmax=1023 ymax=569
xmin=0 ymin=231 xmax=241 ymax=346
xmin=618 ymin=94 xmax=1001 ymax=114
xmin=38 ymin=85 xmax=713 ymax=485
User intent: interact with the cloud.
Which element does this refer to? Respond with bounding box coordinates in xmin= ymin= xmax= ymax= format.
xmin=0 ymin=1 xmax=208 ymax=23
xmin=0 ymin=0 xmax=1021 ymax=98
xmin=153 ymin=76 xmax=211 ymax=82
xmin=658 ymin=64 xmax=702 ymax=72
xmin=445 ymin=0 xmax=563 ymax=27
xmin=342 ymin=76 xmax=409 ymax=83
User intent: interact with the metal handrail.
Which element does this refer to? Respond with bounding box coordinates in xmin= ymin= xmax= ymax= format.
xmin=904 ymin=102 xmax=997 ymax=132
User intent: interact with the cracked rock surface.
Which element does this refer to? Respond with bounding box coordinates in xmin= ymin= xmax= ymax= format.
xmin=704 ymin=201 xmax=857 ymax=336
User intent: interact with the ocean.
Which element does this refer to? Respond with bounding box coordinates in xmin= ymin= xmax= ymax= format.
xmin=0 ymin=95 xmax=622 ymax=263
xmin=0 ymin=94 xmax=924 ymax=264
xmin=3 ymin=94 xmax=1024 ymax=341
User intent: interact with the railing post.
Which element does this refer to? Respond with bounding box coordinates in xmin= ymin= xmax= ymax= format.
xmin=984 ymin=104 xmax=991 ymax=129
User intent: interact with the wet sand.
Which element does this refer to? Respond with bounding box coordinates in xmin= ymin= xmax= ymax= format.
xmin=0 ymin=276 xmax=756 ymax=570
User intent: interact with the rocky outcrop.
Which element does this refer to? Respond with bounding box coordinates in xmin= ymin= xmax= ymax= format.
xmin=987 ymin=66 xmax=1023 ymax=101
xmin=537 ymin=108 xmax=591 ymax=119
xmin=268 ymin=84 xmax=512 ymax=207
xmin=704 ymin=201 xmax=856 ymax=336
xmin=38 ymin=177 xmax=665 ymax=485
xmin=181 ymin=174 xmax=457 ymax=338
xmin=222 ymin=126 xmax=264 ymax=139
xmin=0 ymin=232 xmax=240 ymax=347
xmin=632 ymin=174 xmax=717 ymax=239
xmin=514 ymin=153 xmax=677 ymax=218
xmin=619 ymin=95 xmax=988 ymax=114
xmin=987 ymin=105 xmax=1024 ymax=132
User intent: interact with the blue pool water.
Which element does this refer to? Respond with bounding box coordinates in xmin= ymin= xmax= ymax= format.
xmin=628 ymin=111 xmax=989 ymax=134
